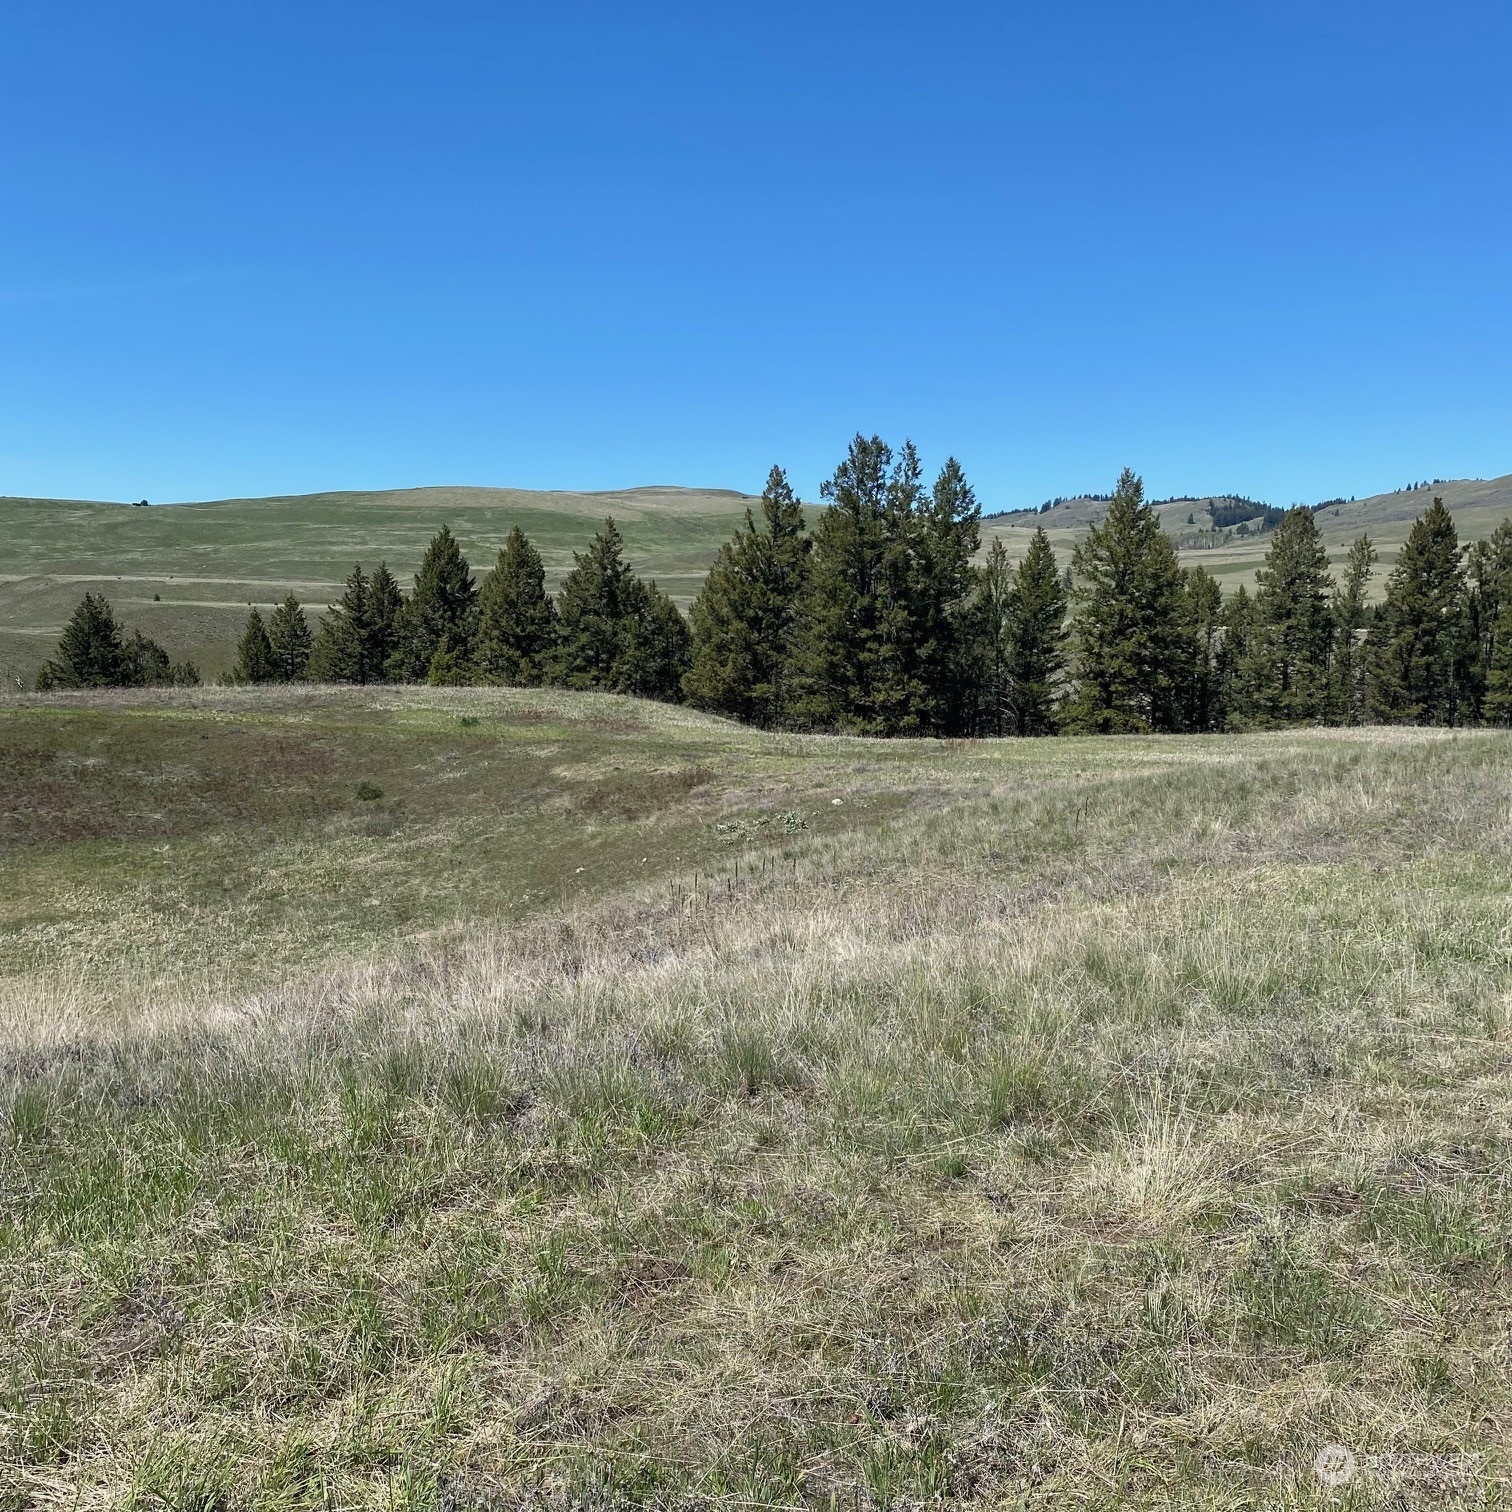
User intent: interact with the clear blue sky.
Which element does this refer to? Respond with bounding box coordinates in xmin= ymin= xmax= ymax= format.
xmin=1 ymin=1 xmax=1507 ymax=510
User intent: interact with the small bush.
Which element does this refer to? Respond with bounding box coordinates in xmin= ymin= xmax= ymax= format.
xmin=354 ymin=781 xmax=383 ymax=802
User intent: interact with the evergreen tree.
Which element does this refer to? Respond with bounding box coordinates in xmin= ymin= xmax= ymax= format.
xmin=36 ymin=593 xmax=135 ymax=688
xmin=426 ymin=640 xmax=469 ymax=685
xmin=788 ymin=435 xmax=898 ymax=732
xmin=1218 ymin=584 xmax=1256 ymax=723
xmin=1001 ymin=527 xmax=1068 ymax=735
xmin=624 ymin=581 xmax=692 ymax=702
xmin=37 ymin=594 xmax=193 ymax=689
xmin=1464 ymin=519 xmax=1512 ymax=721
xmin=1175 ymin=567 xmax=1224 ymax=733
xmin=475 ymin=527 xmax=557 ymax=685
xmin=388 ymin=526 xmax=478 ymax=681
xmin=1483 ymin=596 xmax=1512 ymax=725
xmin=1236 ymin=506 xmax=1335 ymax=727
xmin=232 ymin=608 xmax=276 ymax=684
xmin=683 ymin=465 xmax=809 ymax=726
xmin=1327 ymin=534 xmax=1376 ymax=725
xmin=1367 ymin=499 xmax=1471 ymax=724
xmin=916 ymin=456 xmax=982 ymax=732
xmin=1062 ymin=469 xmax=1187 ymax=733
xmin=308 ymin=564 xmax=371 ymax=683
xmin=366 ymin=563 xmax=403 ymax=677
xmin=964 ymin=538 xmax=1016 ymax=735
xmin=551 ymin=519 xmax=689 ymax=700
xmin=267 ymin=594 xmax=313 ymax=682
xmin=789 ymin=436 xmax=975 ymax=735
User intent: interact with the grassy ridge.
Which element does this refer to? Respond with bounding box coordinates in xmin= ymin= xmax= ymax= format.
xmin=0 ymin=487 xmax=772 ymax=689
xmin=4 ymin=473 xmax=1508 ymax=690
xmin=982 ymin=470 xmax=1512 ymax=595
xmin=3 ymin=688 xmax=1510 ymax=1508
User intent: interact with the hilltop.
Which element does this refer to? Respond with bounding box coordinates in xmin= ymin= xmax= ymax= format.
xmin=4 ymin=471 xmax=1509 ymax=688
xmin=0 ymin=484 xmax=775 ymax=687
xmin=982 ymin=471 xmax=1512 ymax=595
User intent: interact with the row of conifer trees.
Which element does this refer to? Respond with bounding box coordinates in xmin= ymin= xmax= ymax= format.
xmin=37 ymin=434 xmax=1512 ymax=730
xmin=227 ymin=518 xmax=690 ymax=699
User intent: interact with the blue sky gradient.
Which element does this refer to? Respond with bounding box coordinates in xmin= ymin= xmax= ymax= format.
xmin=1 ymin=1 xmax=1507 ymax=509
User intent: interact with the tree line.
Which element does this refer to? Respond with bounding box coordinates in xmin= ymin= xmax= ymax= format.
xmin=34 ymin=435 xmax=1512 ymax=731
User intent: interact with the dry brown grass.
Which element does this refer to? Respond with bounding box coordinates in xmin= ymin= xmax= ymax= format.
xmin=2 ymin=694 xmax=1510 ymax=1509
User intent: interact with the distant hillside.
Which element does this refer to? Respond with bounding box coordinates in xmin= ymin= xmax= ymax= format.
xmin=981 ymin=472 xmax=1512 ymax=599
xmin=6 ymin=472 xmax=1510 ymax=689
xmin=0 ymin=484 xmax=774 ymax=688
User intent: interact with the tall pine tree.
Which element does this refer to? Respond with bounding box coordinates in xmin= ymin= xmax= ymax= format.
xmin=550 ymin=519 xmax=689 ymax=700
xmin=476 ymin=527 xmax=557 ymax=685
xmin=789 ymin=437 xmax=978 ymax=735
xmin=232 ymin=608 xmax=277 ymax=684
xmin=1062 ymin=469 xmax=1186 ymax=733
xmin=366 ymin=563 xmax=403 ymax=677
xmin=788 ymin=435 xmax=901 ymax=733
xmin=1483 ymin=596 xmax=1512 ymax=725
xmin=1175 ymin=567 xmax=1224 ymax=733
xmin=1367 ymin=498 xmax=1471 ymax=725
xmin=1464 ymin=519 xmax=1512 ymax=721
xmin=388 ymin=526 xmax=478 ymax=682
xmin=267 ymin=595 xmax=313 ymax=682
xmin=683 ymin=466 xmax=809 ymax=726
xmin=308 ymin=565 xmax=372 ymax=683
xmin=1327 ymin=534 xmax=1376 ymax=725
xmin=915 ymin=456 xmax=982 ymax=732
xmin=36 ymin=594 xmax=131 ymax=688
xmin=1235 ymin=506 xmax=1335 ymax=727
xmin=1001 ymin=528 xmax=1068 ymax=735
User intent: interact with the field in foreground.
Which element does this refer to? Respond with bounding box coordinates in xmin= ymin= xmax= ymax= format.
xmin=3 ymin=688 xmax=1511 ymax=1509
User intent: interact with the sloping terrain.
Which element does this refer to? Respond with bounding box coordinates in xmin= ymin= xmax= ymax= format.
xmin=983 ymin=472 xmax=1512 ymax=596
xmin=2 ymin=685 xmax=1510 ymax=1507
xmin=0 ymin=486 xmax=772 ymax=688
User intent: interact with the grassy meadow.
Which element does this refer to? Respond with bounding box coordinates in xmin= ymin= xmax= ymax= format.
xmin=2 ymin=686 xmax=1510 ymax=1508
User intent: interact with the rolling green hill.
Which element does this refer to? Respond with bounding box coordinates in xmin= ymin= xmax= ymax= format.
xmin=983 ymin=470 xmax=1512 ymax=595
xmin=4 ymin=471 xmax=1508 ymax=688
xmin=0 ymin=484 xmax=777 ymax=688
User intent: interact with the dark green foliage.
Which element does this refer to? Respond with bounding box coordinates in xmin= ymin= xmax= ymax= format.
xmin=963 ymin=538 xmax=1016 ymax=735
xmin=387 ymin=526 xmax=478 ymax=682
xmin=788 ymin=437 xmax=979 ymax=735
xmin=1328 ymin=534 xmax=1376 ymax=725
xmin=1483 ymin=597 xmax=1512 ymax=725
xmin=475 ymin=527 xmax=557 ymax=686
xmin=1230 ymin=507 xmax=1335 ymax=727
xmin=267 ymin=594 xmax=313 ymax=682
xmin=1367 ymin=499 xmax=1472 ymax=725
xmin=35 ymin=593 xmax=131 ymax=689
xmin=1062 ymin=470 xmax=1187 ymax=733
xmin=683 ymin=466 xmax=810 ymax=726
xmin=308 ymin=564 xmax=375 ymax=684
xmin=550 ymin=519 xmax=689 ymax=700
xmin=35 ymin=594 xmax=194 ymax=689
xmin=916 ymin=456 xmax=983 ymax=732
xmin=979 ymin=528 xmax=1068 ymax=736
xmin=426 ymin=641 xmax=469 ymax=686
xmin=1175 ymin=566 xmax=1224 ymax=733
xmin=232 ymin=608 xmax=276 ymax=684
xmin=624 ymin=580 xmax=693 ymax=702
xmin=788 ymin=435 xmax=904 ymax=733
xmin=1465 ymin=519 xmax=1512 ymax=721
xmin=366 ymin=563 xmax=404 ymax=674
